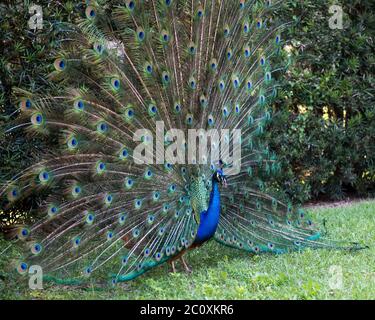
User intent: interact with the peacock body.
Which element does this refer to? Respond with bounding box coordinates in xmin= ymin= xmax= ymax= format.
xmin=1 ymin=0 xmax=363 ymax=285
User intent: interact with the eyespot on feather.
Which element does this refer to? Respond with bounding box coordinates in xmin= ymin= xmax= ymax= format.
xmin=126 ymin=0 xmax=135 ymax=11
xmin=136 ymin=27 xmax=146 ymax=42
xmin=31 ymin=112 xmax=45 ymax=126
xmin=161 ymin=30 xmax=171 ymax=43
xmin=20 ymin=98 xmax=32 ymax=111
xmin=95 ymin=161 xmax=106 ymax=175
xmin=110 ymin=78 xmax=121 ymax=91
xmin=7 ymin=186 xmax=20 ymax=202
xmin=38 ymin=170 xmax=51 ymax=184
xmin=31 ymin=242 xmax=42 ymax=255
xmin=16 ymin=262 xmax=28 ymax=275
xmin=85 ymin=6 xmax=96 ymax=19
xmin=74 ymin=99 xmax=85 ymax=112
xmin=93 ymin=43 xmax=104 ymax=54
xmin=54 ymin=58 xmax=66 ymax=71
xmin=67 ymin=135 xmax=78 ymax=150
xmin=48 ymin=204 xmax=59 ymax=217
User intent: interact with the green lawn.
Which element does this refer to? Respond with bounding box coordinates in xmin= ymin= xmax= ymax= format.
xmin=1 ymin=200 xmax=374 ymax=300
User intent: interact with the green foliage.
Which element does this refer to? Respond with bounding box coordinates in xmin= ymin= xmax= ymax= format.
xmin=268 ymin=0 xmax=375 ymax=202
xmin=1 ymin=201 xmax=374 ymax=300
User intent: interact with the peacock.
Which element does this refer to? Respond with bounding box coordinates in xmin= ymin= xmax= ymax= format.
xmin=1 ymin=0 xmax=364 ymax=285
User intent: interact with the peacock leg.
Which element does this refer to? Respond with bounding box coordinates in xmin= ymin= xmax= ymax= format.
xmin=180 ymin=256 xmax=192 ymax=274
xmin=168 ymin=260 xmax=177 ymax=273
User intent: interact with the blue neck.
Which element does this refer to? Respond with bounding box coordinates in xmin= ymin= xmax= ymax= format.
xmin=194 ymin=180 xmax=221 ymax=244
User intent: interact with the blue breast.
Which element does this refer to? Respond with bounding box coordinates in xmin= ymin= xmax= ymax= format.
xmin=194 ymin=181 xmax=221 ymax=244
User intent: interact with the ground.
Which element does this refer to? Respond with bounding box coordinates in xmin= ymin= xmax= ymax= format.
xmin=0 ymin=200 xmax=374 ymax=300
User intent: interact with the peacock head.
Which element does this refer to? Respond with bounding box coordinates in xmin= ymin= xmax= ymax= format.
xmin=213 ymin=169 xmax=227 ymax=188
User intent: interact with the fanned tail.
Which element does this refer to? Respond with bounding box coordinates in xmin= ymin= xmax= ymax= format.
xmin=216 ymin=183 xmax=367 ymax=253
xmin=1 ymin=0 xmax=364 ymax=287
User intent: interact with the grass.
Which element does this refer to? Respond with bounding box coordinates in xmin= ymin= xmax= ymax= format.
xmin=1 ymin=200 xmax=374 ymax=300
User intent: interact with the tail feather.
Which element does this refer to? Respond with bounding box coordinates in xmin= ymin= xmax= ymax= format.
xmin=216 ymin=185 xmax=367 ymax=253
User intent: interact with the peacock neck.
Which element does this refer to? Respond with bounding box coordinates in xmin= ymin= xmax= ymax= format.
xmin=194 ymin=180 xmax=221 ymax=244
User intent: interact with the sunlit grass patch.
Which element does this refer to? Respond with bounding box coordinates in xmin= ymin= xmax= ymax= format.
xmin=0 ymin=200 xmax=374 ymax=300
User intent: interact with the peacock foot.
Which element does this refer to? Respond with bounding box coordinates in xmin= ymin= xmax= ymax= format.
xmin=168 ymin=260 xmax=177 ymax=273
xmin=168 ymin=257 xmax=192 ymax=274
xmin=180 ymin=256 xmax=192 ymax=274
